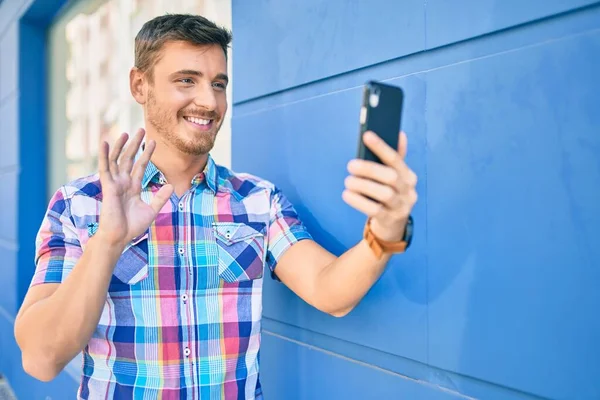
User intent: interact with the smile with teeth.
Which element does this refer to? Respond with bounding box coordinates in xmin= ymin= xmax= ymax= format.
xmin=184 ymin=116 xmax=212 ymax=126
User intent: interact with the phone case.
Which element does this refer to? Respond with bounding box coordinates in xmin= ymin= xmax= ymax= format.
xmin=357 ymin=81 xmax=404 ymax=164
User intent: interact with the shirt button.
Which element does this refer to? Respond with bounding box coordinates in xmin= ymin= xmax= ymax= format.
xmin=182 ymin=294 xmax=188 ymax=302
xmin=184 ymin=347 xmax=191 ymax=357
xmin=178 ymin=202 xmax=184 ymax=210
xmin=159 ymin=177 xmax=166 ymax=184
xmin=178 ymin=247 xmax=185 ymax=255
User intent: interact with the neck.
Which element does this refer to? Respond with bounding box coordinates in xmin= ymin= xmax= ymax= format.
xmin=147 ymin=131 xmax=209 ymax=197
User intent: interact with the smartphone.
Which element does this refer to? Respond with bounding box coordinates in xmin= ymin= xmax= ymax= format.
xmin=357 ymin=80 xmax=404 ymax=164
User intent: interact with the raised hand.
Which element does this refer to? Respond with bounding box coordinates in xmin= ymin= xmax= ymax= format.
xmin=96 ymin=128 xmax=174 ymax=247
xmin=343 ymin=131 xmax=418 ymax=242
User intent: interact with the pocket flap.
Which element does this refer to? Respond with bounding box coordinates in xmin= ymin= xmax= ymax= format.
xmin=124 ymin=231 xmax=149 ymax=251
xmin=213 ymin=222 xmax=266 ymax=245
xmin=112 ymin=233 xmax=149 ymax=286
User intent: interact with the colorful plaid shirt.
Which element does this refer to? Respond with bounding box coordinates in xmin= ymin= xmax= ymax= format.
xmin=30 ymin=155 xmax=312 ymax=399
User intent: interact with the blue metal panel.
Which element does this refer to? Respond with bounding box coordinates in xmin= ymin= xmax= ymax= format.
xmin=233 ymin=75 xmax=429 ymax=364
xmin=426 ymin=27 xmax=600 ymax=400
xmin=232 ymin=0 xmax=425 ymax=103
xmin=17 ymin=17 xmax=51 ymax=306
xmin=233 ymin=0 xmax=600 ymax=398
xmin=0 ymin=98 xmax=18 ymax=168
xmin=0 ymin=247 xmax=17 ymax=315
xmin=426 ymin=0 xmax=600 ymax=49
xmin=0 ymin=170 xmax=17 ymax=242
xmin=22 ymin=0 xmax=68 ymax=24
xmin=0 ymin=0 xmax=78 ymax=398
xmin=0 ymin=22 xmax=18 ymax=102
xmin=260 ymin=333 xmax=468 ymax=400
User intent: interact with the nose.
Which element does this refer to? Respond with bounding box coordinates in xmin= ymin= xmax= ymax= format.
xmin=193 ymin=83 xmax=217 ymax=111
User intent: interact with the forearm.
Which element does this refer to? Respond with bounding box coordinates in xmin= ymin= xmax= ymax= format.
xmin=15 ymin=233 xmax=125 ymax=376
xmin=315 ymin=240 xmax=391 ymax=316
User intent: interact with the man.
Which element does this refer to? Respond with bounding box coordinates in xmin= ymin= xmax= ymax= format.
xmin=14 ymin=13 xmax=417 ymax=400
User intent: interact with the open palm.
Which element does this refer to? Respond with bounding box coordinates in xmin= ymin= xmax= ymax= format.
xmin=97 ymin=129 xmax=173 ymax=247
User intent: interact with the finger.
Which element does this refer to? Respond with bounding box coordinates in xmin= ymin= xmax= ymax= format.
xmin=342 ymin=189 xmax=382 ymax=217
xmin=132 ymin=139 xmax=156 ymax=183
xmin=363 ymin=131 xmax=402 ymax=168
xmin=109 ymin=133 xmax=129 ymax=177
xmin=347 ymin=159 xmax=398 ymax=187
xmin=150 ymin=184 xmax=174 ymax=214
xmin=98 ymin=141 xmax=114 ymax=184
xmin=344 ymin=175 xmax=396 ymax=207
xmin=398 ymin=131 xmax=408 ymax=160
xmin=119 ymin=128 xmax=145 ymax=175
xmin=401 ymin=168 xmax=418 ymax=189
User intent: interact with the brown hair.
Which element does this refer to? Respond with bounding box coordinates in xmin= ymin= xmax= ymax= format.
xmin=134 ymin=14 xmax=232 ymax=80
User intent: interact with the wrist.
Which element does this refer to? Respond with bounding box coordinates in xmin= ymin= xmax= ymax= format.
xmin=363 ymin=216 xmax=413 ymax=259
xmin=369 ymin=218 xmax=407 ymax=242
xmin=92 ymin=229 xmax=128 ymax=252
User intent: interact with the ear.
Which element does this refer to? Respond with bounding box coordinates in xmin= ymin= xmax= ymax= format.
xmin=130 ymin=67 xmax=147 ymax=105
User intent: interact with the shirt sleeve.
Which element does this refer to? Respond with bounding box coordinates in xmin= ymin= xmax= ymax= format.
xmin=266 ymin=186 xmax=313 ymax=280
xmin=30 ymin=187 xmax=83 ymax=287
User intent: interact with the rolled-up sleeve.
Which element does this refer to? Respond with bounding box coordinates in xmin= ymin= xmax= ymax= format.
xmin=30 ymin=187 xmax=83 ymax=286
xmin=266 ymin=186 xmax=313 ymax=280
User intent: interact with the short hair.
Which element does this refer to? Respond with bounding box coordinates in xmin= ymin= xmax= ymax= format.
xmin=134 ymin=14 xmax=232 ymax=79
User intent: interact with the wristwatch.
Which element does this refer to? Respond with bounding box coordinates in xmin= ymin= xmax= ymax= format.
xmin=363 ymin=215 xmax=413 ymax=259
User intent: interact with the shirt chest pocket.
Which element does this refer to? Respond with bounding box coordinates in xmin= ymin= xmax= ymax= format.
xmin=213 ymin=222 xmax=266 ymax=282
xmin=109 ymin=233 xmax=149 ymax=289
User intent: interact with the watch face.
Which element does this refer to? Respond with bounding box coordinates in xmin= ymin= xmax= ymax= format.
xmin=404 ymin=215 xmax=414 ymax=247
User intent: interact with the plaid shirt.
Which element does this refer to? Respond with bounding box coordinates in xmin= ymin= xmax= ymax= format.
xmin=30 ymin=155 xmax=312 ymax=399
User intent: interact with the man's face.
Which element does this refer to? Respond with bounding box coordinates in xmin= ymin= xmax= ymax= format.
xmin=144 ymin=41 xmax=228 ymax=155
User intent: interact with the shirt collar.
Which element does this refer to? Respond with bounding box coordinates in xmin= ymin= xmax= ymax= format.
xmin=139 ymin=147 xmax=218 ymax=193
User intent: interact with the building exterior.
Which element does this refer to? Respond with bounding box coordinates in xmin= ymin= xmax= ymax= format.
xmin=1 ymin=0 xmax=599 ymax=399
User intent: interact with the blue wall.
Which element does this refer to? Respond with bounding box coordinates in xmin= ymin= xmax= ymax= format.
xmin=0 ymin=0 xmax=79 ymax=398
xmin=232 ymin=1 xmax=600 ymax=399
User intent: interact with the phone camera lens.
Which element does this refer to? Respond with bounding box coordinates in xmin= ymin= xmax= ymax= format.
xmin=369 ymin=88 xmax=380 ymax=108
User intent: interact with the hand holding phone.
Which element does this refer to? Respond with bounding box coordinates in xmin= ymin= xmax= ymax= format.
xmin=343 ymin=80 xmax=417 ymax=246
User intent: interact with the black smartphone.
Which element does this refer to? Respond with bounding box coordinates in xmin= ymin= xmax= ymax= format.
xmin=357 ymin=80 xmax=404 ymax=164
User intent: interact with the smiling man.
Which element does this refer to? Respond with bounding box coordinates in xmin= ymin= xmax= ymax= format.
xmin=14 ymin=14 xmax=417 ymax=400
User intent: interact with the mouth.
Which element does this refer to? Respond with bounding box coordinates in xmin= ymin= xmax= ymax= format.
xmin=183 ymin=116 xmax=214 ymax=131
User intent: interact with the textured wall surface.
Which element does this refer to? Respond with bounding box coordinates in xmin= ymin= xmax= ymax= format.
xmin=232 ymin=1 xmax=600 ymax=399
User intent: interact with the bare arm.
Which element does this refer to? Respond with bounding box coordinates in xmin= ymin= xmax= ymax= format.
xmin=14 ymin=233 xmax=127 ymax=381
xmin=276 ymin=131 xmax=417 ymax=316
xmin=274 ymin=239 xmax=390 ymax=317
xmin=14 ymin=129 xmax=172 ymax=382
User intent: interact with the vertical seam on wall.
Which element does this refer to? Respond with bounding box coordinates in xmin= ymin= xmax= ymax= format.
xmin=423 ymin=0 xmax=430 ymax=368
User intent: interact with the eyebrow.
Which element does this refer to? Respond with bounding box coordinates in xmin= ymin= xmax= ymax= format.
xmin=170 ymin=69 xmax=229 ymax=84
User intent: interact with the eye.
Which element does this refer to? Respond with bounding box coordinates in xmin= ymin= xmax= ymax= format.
xmin=178 ymin=78 xmax=194 ymax=85
xmin=212 ymin=82 xmax=226 ymax=91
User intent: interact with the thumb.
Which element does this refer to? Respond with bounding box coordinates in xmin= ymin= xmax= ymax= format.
xmin=150 ymin=184 xmax=174 ymax=214
xmin=398 ymin=131 xmax=408 ymax=159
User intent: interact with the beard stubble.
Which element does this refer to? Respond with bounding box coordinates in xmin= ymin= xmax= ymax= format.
xmin=146 ymin=88 xmax=220 ymax=155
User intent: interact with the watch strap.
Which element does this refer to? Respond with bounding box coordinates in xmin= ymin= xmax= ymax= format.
xmin=363 ymin=218 xmax=409 ymax=259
